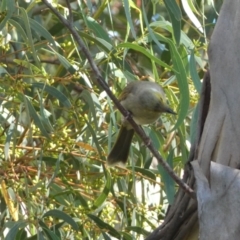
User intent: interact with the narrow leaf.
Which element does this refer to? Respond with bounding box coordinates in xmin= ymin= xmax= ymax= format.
xmin=164 ymin=0 xmax=182 ymax=20
xmin=86 ymin=17 xmax=112 ymax=44
xmin=122 ymin=0 xmax=136 ymax=39
xmin=120 ymin=232 xmax=134 ymax=240
xmin=19 ymin=7 xmax=40 ymax=66
xmin=102 ymin=232 xmax=112 ymax=240
xmin=125 ymin=226 xmax=150 ymax=237
xmin=41 ymin=227 xmax=60 ymax=240
xmin=190 ymin=102 xmax=200 ymax=144
xmin=28 ymin=18 xmax=57 ymax=48
xmin=24 ymin=96 xmax=50 ymax=138
xmin=93 ymin=170 xmax=112 ymax=208
xmin=79 ymin=31 xmax=112 ymax=52
xmin=152 ymin=33 xmax=189 ymax=130
xmin=127 ymin=167 xmax=156 ymax=182
xmin=87 ymin=214 xmax=121 ymax=238
xmin=163 ymin=0 xmax=182 ymax=44
xmin=42 ymin=209 xmax=79 ymax=231
xmin=118 ymin=43 xmax=172 ymax=70
xmin=5 ymin=123 xmax=14 ymax=161
xmin=5 ymin=221 xmax=27 ymax=240
xmin=157 ymin=150 xmax=175 ymax=204
xmin=189 ymin=50 xmax=202 ymax=93
xmin=54 ymin=52 xmax=76 ymax=74
xmin=181 ymin=0 xmax=204 ymax=33
xmin=8 ymin=19 xmax=28 ymax=44
xmin=75 ymin=192 xmax=89 ymax=209
xmin=0 ymin=0 xmax=15 ymax=31
xmin=32 ymin=82 xmax=72 ymax=108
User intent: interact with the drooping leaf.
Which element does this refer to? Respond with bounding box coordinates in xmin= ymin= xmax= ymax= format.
xmin=32 ymin=82 xmax=72 ymax=108
xmin=87 ymin=214 xmax=121 ymax=238
xmin=163 ymin=0 xmax=182 ymax=44
xmin=158 ymin=150 xmax=175 ymax=204
xmin=42 ymin=209 xmax=79 ymax=231
xmin=5 ymin=221 xmax=27 ymax=240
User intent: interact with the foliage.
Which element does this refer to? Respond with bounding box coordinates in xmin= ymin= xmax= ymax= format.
xmin=0 ymin=0 xmax=220 ymax=239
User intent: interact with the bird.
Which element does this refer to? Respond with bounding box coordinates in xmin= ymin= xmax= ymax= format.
xmin=107 ymin=80 xmax=176 ymax=166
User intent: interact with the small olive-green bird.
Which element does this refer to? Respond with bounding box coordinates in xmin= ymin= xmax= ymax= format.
xmin=107 ymin=81 xmax=176 ymax=166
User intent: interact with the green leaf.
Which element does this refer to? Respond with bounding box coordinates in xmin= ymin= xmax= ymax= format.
xmin=36 ymin=231 xmax=45 ymax=240
xmin=42 ymin=227 xmax=60 ymax=240
xmin=42 ymin=209 xmax=79 ymax=231
xmin=149 ymin=21 xmax=194 ymax=49
xmin=122 ymin=0 xmax=136 ymax=39
xmin=5 ymin=221 xmax=27 ymax=240
xmin=82 ymin=116 xmax=103 ymax=158
xmin=118 ymin=43 xmax=172 ymax=70
xmin=8 ymin=19 xmax=28 ymax=44
xmin=32 ymin=82 xmax=72 ymax=108
xmin=39 ymin=220 xmax=61 ymax=239
xmin=14 ymin=59 xmax=42 ymax=73
xmin=102 ymin=232 xmax=112 ymax=240
xmin=92 ymin=0 xmax=108 ymax=19
xmin=23 ymin=96 xmax=50 ymax=138
xmin=190 ymin=50 xmax=202 ymax=93
xmin=190 ymin=102 xmax=199 ymax=144
xmin=46 ymin=153 xmax=62 ymax=188
xmin=181 ymin=0 xmax=203 ymax=33
xmin=28 ymin=18 xmax=57 ymax=48
xmin=79 ymin=31 xmax=112 ymax=52
xmin=120 ymin=232 xmax=134 ymax=240
xmin=36 ymin=91 xmax=54 ymax=133
xmin=149 ymin=128 xmax=161 ymax=150
xmin=79 ymin=224 xmax=91 ymax=239
xmin=0 ymin=0 xmax=15 ymax=31
xmin=51 ymin=49 xmax=77 ymax=74
xmin=87 ymin=214 xmax=121 ymax=238
xmin=142 ymin=4 xmax=169 ymax=70
xmin=178 ymin=124 xmax=188 ymax=164
xmin=127 ymin=166 xmax=156 ymax=182
xmin=157 ymin=150 xmax=175 ymax=204
xmin=86 ymin=17 xmax=112 ymax=44
xmin=80 ymin=90 xmax=99 ymax=131
xmin=163 ymin=0 xmax=182 ymax=44
xmin=151 ymin=33 xmax=189 ymax=130
xmin=5 ymin=123 xmax=14 ymax=161
xmin=75 ymin=191 xmax=90 ymax=209
xmin=93 ymin=170 xmax=112 ymax=208
xmin=19 ymin=7 xmax=40 ymax=67
xmin=164 ymin=0 xmax=182 ymax=20
xmin=0 ymin=66 xmax=9 ymax=75
xmin=125 ymin=226 xmax=150 ymax=237
xmin=15 ymin=228 xmax=27 ymax=240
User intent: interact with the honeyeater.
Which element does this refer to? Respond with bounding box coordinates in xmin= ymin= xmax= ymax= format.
xmin=107 ymin=81 xmax=176 ymax=166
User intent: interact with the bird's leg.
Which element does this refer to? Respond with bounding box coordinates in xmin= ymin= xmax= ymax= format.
xmin=124 ymin=110 xmax=132 ymax=121
xmin=122 ymin=110 xmax=133 ymax=127
xmin=146 ymin=138 xmax=152 ymax=147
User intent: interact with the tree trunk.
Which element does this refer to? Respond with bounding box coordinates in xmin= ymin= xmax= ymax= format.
xmin=146 ymin=0 xmax=240 ymax=239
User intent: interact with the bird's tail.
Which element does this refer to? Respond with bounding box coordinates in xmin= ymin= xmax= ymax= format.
xmin=107 ymin=125 xmax=134 ymax=166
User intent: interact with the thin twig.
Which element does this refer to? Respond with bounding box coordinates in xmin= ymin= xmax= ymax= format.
xmin=41 ymin=0 xmax=194 ymax=196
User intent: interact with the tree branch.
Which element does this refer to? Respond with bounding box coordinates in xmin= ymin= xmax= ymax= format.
xmin=41 ymin=0 xmax=194 ymax=197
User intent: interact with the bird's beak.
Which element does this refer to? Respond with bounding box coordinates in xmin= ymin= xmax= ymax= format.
xmin=165 ymin=105 xmax=176 ymax=115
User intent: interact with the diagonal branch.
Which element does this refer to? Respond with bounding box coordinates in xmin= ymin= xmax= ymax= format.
xmin=41 ymin=0 xmax=194 ymax=197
